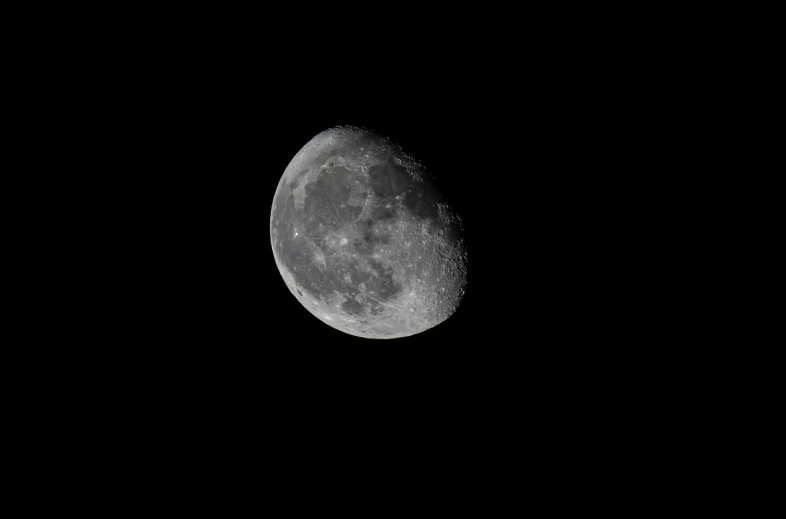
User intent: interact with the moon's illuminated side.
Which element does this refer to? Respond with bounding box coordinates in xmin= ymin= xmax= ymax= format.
xmin=270 ymin=126 xmax=467 ymax=339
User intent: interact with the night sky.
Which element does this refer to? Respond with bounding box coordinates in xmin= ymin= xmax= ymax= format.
xmin=91 ymin=16 xmax=689 ymax=408
xmin=20 ymin=14 xmax=724 ymax=498
xmin=148 ymin=72 xmax=681 ymax=385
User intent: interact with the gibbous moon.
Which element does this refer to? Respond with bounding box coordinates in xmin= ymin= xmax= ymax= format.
xmin=270 ymin=126 xmax=467 ymax=339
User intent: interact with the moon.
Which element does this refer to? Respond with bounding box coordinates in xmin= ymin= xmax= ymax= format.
xmin=270 ymin=126 xmax=467 ymax=339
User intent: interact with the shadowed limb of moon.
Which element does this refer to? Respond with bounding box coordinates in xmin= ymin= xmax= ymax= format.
xmin=270 ymin=126 xmax=467 ymax=339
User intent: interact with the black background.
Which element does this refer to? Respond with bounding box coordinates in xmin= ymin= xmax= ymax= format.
xmin=22 ymin=7 xmax=725 ymax=499
xmin=11 ymin=4 xmax=764 ymax=505
xmin=88 ymin=14 xmax=693 ymax=399
xmin=151 ymin=50 xmax=681 ymax=369
xmin=89 ymin=49 xmax=687 ymax=480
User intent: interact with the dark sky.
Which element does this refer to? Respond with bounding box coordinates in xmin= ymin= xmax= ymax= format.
xmin=94 ymin=17 xmax=694 ymax=407
xmin=30 ymin=9 xmax=720 ymax=492
xmin=141 ymin=64 xmax=683 ymax=386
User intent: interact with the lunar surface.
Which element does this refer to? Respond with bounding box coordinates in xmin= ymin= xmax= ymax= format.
xmin=270 ymin=126 xmax=467 ymax=339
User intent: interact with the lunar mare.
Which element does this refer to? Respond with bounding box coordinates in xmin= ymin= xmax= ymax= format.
xmin=270 ymin=126 xmax=467 ymax=339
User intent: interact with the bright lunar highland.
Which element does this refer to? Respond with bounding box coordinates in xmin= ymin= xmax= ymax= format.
xmin=270 ymin=126 xmax=467 ymax=339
